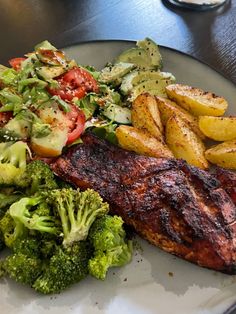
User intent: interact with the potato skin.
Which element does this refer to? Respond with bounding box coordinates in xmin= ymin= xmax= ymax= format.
xmin=155 ymin=96 xmax=205 ymax=139
xmin=199 ymin=116 xmax=236 ymax=141
xmin=116 ymin=125 xmax=173 ymax=158
xmin=131 ymin=93 xmax=163 ymax=140
xmin=205 ymin=141 xmax=236 ymax=169
xmin=165 ymin=115 xmax=209 ymax=169
xmin=166 ymin=84 xmax=228 ymax=116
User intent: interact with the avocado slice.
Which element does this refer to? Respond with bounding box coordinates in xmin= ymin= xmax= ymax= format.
xmin=99 ymin=62 xmax=135 ymax=85
xmin=120 ymin=70 xmax=176 ymax=95
xmin=129 ymin=79 xmax=172 ymax=101
xmin=37 ymin=66 xmax=65 ymax=80
xmin=137 ymin=38 xmax=163 ymax=69
xmin=116 ymin=48 xmax=154 ymax=69
xmin=102 ymin=104 xmax=131 ymax=124
xmin=34 ymin=40 xmax=57 ymax=51
xmin=0 ymin=128 xmax=22 ymax=142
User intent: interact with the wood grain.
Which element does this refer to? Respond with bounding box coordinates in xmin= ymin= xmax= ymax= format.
xmin=0 ymin=0 xmax=235 ymax=84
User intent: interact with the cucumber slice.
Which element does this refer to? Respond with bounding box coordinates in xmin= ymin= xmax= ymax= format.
xmin=37 ymin=66 xmax=65 ymax=80
xmin=130 ymin=79 xmax=172 ymax=101
xmin=116 ymin=48 xmax=153 ymax=69
xmin=103 ymin=104 xmax=131 ymax=124
xmin=120 ymin=70 xmax=176 ymax=95
xmin=99 ymin=62 xmax=135 ymax=84
xmin=137 ymin=38 xmax=163 ymax=69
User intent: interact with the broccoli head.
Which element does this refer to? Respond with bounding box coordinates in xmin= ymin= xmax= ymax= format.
xmin=0 ymin=141 xmax=30 ymax=186
xmin=9 ymin=196 xmax=59 ymax=235
xmin=16 ymin=160 xmax=58 ymax=194
xmin=48 ymin=188 xmax=109 ymax=247
xmin=0 ymin=211 xmax=26 ymax=248
xmin=12 ymin=237 xmax=41 ymax=257
xmin=40 ymin=238 xmax=58 ymax=259
xmin=2 ymin=253 xmax=42 ymax=285
xmin=33 ymin=241 xmax=92 ymax=294
xmin=88 ymin=215 xmax=132 ymax=280
xmin=0 ymin=193 xmax=22 ymax=212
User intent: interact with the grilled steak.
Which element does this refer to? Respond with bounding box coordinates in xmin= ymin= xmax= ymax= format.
xmin=214 ymin=167 xmax=236 ymax=206
xmin=51 ymin=133 xmax=236 ymax=274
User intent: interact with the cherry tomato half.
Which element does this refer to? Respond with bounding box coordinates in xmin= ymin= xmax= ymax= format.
xmin=66 ymin=109 xmax=85 ymax=145
xmin=9 ymin=57 xmax=26 ymax=71
xmin=47 ymin=67 xmax=99 ymax=101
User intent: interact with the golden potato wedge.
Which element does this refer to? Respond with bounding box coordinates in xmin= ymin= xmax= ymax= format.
xmin=199 ymin=116 xmax=236 ymax=141
xmin=155 ymin=96 xmax=205 ymax=139
xmin=116 ymin=125 xmax=173 ymax=158
xmin=132 ymin=93 xmax=163 ymax=140
xmin=165 ymin=115 xmax=208 ymax=169
xmin=166 ymin=84 xmax=228 ymax=116
xmin=205 ymin=141 xmax=236 ymax=169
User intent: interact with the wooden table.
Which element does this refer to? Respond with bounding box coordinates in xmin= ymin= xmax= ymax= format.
xmin=0 ymin=0 xmax=235 ymax=84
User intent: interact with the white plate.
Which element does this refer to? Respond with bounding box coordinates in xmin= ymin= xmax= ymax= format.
xmin=1 ymin=40 xmax=236 ymax=314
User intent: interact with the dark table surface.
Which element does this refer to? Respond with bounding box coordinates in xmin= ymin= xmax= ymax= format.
xmin=0 ymin=0 xmax=235 ymax=84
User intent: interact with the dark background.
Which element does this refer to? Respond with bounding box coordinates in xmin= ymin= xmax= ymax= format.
xmin=0 ymin=0 xmax=235 ymax=84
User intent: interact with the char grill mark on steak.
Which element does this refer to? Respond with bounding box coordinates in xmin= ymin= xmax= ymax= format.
xmin=214 ymin=167 xmax=236 ymax=206
xmin=51 ymin=133 xmax=236 ymax=274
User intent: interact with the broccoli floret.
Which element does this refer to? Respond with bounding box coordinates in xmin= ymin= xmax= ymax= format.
xmin=16 ymin=160 xmax=58 ymax=194
xmin=33 ymin=241 xmax=92 ymax=294
xmin=0 ymin=193 xmax=22 ymax=211
xmin=0 ymin=211 xmax=26 ymax=248
xmin=48 ymin=188 xmax=109 ymax=247
xmin=9 ymin=196 xmax=59 ymax=235
xmin=40 ymin=239 xmax=58 ymax=259
xmin=88 ymin=215 xmax=132 ymax=280
xmin=0 ymin=141 xmax=30 ymax=186
xmin=12 ymin=237 xmax=41 ymax=257
xmin=2 ymin=253 xmax=42 ymax=285
xmin=0 ymin=192 xmax=22 ymax=220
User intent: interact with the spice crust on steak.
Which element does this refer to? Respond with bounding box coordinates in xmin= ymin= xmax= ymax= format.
xmin=51 ymin=133 xmax=236 ymax=274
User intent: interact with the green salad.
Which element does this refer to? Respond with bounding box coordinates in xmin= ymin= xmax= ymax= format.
xmin=0 ymin=38 xmax=174 ymax=294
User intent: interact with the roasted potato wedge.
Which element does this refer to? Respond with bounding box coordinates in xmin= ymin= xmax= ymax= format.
xmin=166 ymin=84 xmax=228 ymax=116
xmin=155 ymin=96 xmax=205 ymax=139
xmin=199 ymin=116 xmax=236 ymax=141
xmin=132 ymin=93 xmax=163 ymax=140
xmin=165 ymin=115 xmax=208 ymax=169
xmin=116 ymin=125 xmax=173 ymax=158
xmin=205 ymin=141 xmax=236 ymax=169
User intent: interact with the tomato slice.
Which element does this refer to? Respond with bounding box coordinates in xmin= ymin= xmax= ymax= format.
xmin=66 ymin=109 xmax=85 ymax=145
xmin=47 ymin=67 xmax=99 ymax=101
xmin=49 ymin=82 xmax=86 ymax=101
xmin=9 ymin=57 xmax=26 ymax=71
